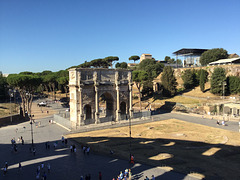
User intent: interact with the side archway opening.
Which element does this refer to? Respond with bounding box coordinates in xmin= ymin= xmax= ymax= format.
xmin=120 ymin=101 xmax=127 ymax=115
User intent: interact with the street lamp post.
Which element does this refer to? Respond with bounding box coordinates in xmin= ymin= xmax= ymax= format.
xmin=129 ymin=114 xmax=132 ymax=161
xmin=30 ymin=118 xmax=34 ymax=148
xmin=26 ymin=92 xmax=34 ymax=149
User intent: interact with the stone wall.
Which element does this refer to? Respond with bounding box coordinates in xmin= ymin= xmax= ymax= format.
xmin=0 ymin=114 xmax=25 ymax=127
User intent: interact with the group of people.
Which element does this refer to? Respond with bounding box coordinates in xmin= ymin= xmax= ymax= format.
xmin=11 ymin=138 xmax=18 ymax=152
xmin=113 ymin=168 xmax=132 ymax=180
xmin=2 ymin=161 xmax=8 ymax=176
xmin=217 ymin=120 xmax=227 ymax=126
xmin=11 ymin=136 xmax=24 ymax=152
xmin=70 ymin=144 xmax=77 ymax=153
xmin=82 ymin=146 xmax=90 ymax=155
xmin=2 ymin=161 xmax=22 ymax=176
xmin=79 ymin=174 xmax=91 ymax=180
xmin=144 ymin=175 xmax=155 ymax=180
xmin=36 ymin=162 xmax=51 ymax=179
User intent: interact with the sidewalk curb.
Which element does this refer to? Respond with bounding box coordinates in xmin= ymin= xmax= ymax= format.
xmin=55 ymin=122 xmax=71 ymax=132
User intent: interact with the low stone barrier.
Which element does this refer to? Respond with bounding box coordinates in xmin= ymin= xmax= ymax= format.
xmin=0 ymin=114 xmax=25 ymax=127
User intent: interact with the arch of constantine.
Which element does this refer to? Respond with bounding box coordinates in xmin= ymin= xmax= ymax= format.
xmin=68 ymin=68 xmax=133 ymax=126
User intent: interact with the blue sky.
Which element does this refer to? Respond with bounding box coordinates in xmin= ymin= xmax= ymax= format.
xmin=1 ymin=0 xmax=240 ymax=74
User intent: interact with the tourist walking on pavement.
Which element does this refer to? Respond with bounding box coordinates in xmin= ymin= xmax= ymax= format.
xmin=33 ymin=147 xmax=36 ymax=156
xmin=99 ymin=171 xmax=102 ymax=180
xmin=18 ymin=162 xmax=22 ymax=173
xmin=3 ymin=166 xmax=7 ymax=176
xmin=47 ymin=163 xmax=51 ymax=173
xmin=86 ymin=147 xmax=90 ymax=155
xmin=128 ymin=169 xmax=132 ymax=180
xmin=41 ymin=162 xmax=44 ymax=169
xmin=61 ymin=136 xmax=64 ymax=145
xmin=5 ymin=161 xmax=8 ymax=169
xmin=42 ymin=171 xmax=47 ymax=180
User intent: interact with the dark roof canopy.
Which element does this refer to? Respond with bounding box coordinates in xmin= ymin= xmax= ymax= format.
xmin=173 ymin=48 xmax=208 ymax=56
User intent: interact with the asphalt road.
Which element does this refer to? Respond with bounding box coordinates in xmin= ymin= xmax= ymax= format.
xmin=152 ymin=112 xmax=239 ymax=132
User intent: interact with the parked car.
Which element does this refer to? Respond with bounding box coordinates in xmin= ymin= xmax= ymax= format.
xmin=38 ymin=102 xmax=47 ymax=107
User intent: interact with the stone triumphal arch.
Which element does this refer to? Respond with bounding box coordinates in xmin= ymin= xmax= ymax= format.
xmin=68 ymin=68 xmax=133 ymax=126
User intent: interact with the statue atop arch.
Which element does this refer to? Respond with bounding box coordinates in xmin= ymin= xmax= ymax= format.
xmin=68 ymin=68 xmax=133 ymax=126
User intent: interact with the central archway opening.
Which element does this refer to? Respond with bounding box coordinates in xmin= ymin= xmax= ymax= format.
xmin=99 ymin=92 xmax=114 ymax=118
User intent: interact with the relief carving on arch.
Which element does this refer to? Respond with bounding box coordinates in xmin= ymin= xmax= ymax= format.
xmin=70 ymin=71 xmax=75 ymax=80
xmin=120 ymin=91 xmax=128 ymax=100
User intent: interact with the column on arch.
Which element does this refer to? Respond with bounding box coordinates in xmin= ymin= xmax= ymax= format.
xmin=128 ymin=71 xmax=133 ymax=117
xmin=116 ymin=85 xmax=120 ymax=121
xmin=78 ymin=85 xmax=84 ymax=126
xmin=129 ymin=83 xmax=133 ymax=117
xmin=94 ymin=85 xmax=100 ymax=124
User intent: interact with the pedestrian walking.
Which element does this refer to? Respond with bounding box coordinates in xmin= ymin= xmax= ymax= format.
xmin=33 ymin=147 xmax=36 ymax=156
xmin=45 ymin=142 xmax=48 ymax=149
xmin=42 ymin=171 xmax=47 ymax=180
xmin=61 ymin=136 xmax=64 ymax=145
xmin=130 ymin=155 xmax=134 ymax=164
xmin=5 ymin=161 xmax=8 ymax=169
xmin=151 ymin=175 xmax=155 ymax=180
xmin=128 ymin=169 xmax=132 ymax=180
xmin=36 ymin=172 xmax=40 ymax=179
xmin=86 ymin=147 xmax=90 ymax=155
xmin=83 ymin=146 xmax=86 ymax=154
xmin=41 ymin=162 xmax=44 ymax=169
xmin=47 ymin=163 xmax=51 ymax=173
xmin=14 ymin=144 xmax=18 ymax=152
xmin=99 ymin=171 xmax=102 ymax=180
xmin=37 ymin=166 xmax=40 ymax=174
xmin=3 ymin=166 xmax=7 ymax=176
xmin=18 ymin=162 xmax=22 ymax=173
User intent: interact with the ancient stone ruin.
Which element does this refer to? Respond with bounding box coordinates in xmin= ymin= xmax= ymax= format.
xmin=68 ymin=68 xmax=133 ymax=126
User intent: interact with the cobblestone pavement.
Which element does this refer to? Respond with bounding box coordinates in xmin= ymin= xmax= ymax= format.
xmin=0 ymin=115 xmax=198 ymax=180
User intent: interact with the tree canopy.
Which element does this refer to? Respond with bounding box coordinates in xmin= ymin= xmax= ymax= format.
xmin=200 ymin=48 xmax=228 ymax=66
xmin=161 ymin=66 xmax=177 ymax=97
xmin=0 ymin=72 xmax=7 ymax=102
xmin=129 ymin=55 xmax=140 ymax=63
xmin=70 ymin=56 xmax=119 ymax=69
xmin=115 ymin=62 xmax=128 ymax=69
xmin=138 ymin=59 xmax=164 ymax=80
xmin=210 ymin=67 xmax=226 ymax=95
xmin=132 ymin=70 xmax=148 ymax=110
xmin=7 ymin=74 xmax=42 ymax=116
xmin=164 ymin=56 xmax=175 ymax=64
xmin=182 ymin=69 xmax=196 ymax=89
xmin=199 ymin=69 xmax=208 ymax=92
xmin=227 ymin=76 xmax=240 ymax=95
